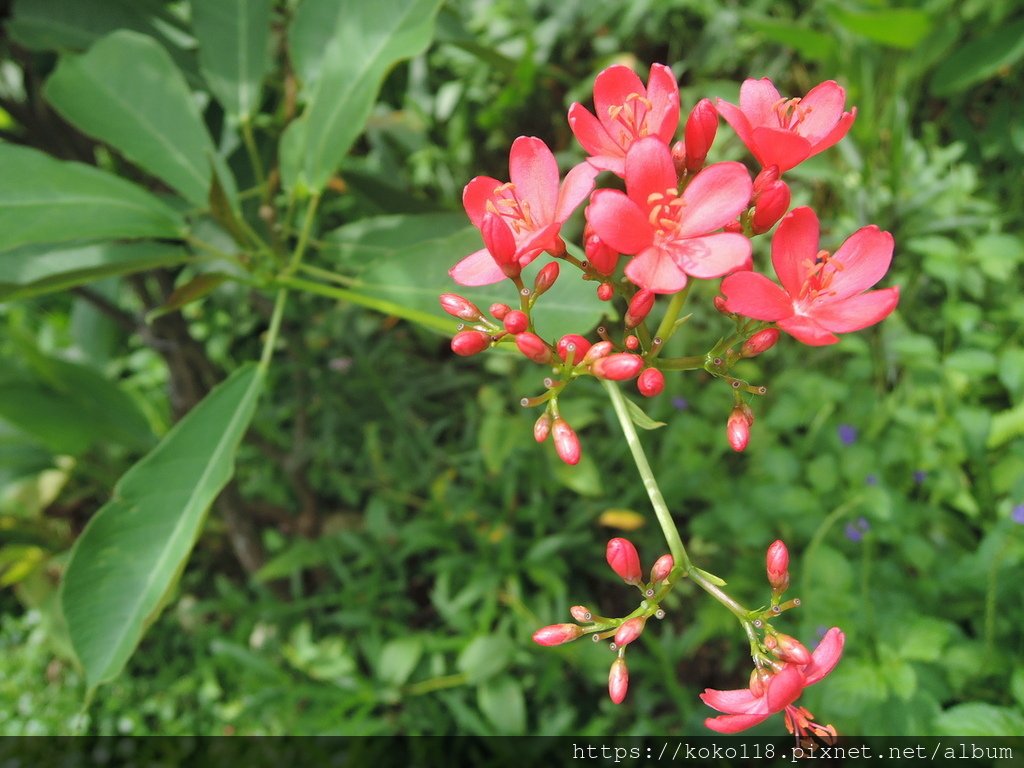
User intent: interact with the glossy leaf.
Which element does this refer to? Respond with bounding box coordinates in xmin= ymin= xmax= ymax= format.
xmin=281 ymin=0 xmax=443 ymax=193
xmin=44 ymin=30 xmax=227 ymax=208
xmin=61 ymin=364 xmax=264 ymax=687
xmin=0 ymin=241 xmax=187 ymax=301
xmin=0 ymin=144 xmax=183 ymax=251
xmin=192 ymin=0 xmax=274 ymax=121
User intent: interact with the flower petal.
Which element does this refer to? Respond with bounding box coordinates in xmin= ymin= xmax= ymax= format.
xmin=721 ymin=270 xmax=794 ymax=320
xmin=449 ymin=247 xmax=506 ymax=286
xmin=777 ymin=314 xmax=839 ymax=346
xmin=645 ymin=63 xmax=681 ymax=143
xmin=715 ymin=98 xmax=755 ymax=153
xmin=700 ymin=686 xmax=762 ymax=715
xmin=704 ymin=713 xmax=772 ymax=734
xmin=672 ymin=233 xmax=752 ymax=279
xmin=810 ymin=287 xmax=900 ymax=333
xmin=828 ymin=225 xmax=895 ymax=300
xmin=811 ymin=107 xmax=856 ymax=157
xmin=555 ymin=161 xmax=599 ymax=223
xmin=795 ymin=80 xmax=846 ymax=144
xmin=594 ymin=65 xmax=646 ymax=131
xmin=624 ymin=137 xmax=677 ymax=209
xmin=750 ymin=127 xmax=811 ymax=172
xmin=676 ymin=162 xmax=752 ymax=236
xmin=803 ymin=627 xmax=846 ymax=686
xmin=587 ymin=189 xmax=652 ymax=255
xmin=509 ymin=136 xmax=558 ymax=225
xmin=462 ymin=176 xmax=502 ymax=228
xmin=771 ymin=207 xmax=820 ymax=298
xmin=568 ymin=102 xmax=623 ymax=164
xmin=624 ymin=246 xmax=687 ymax=294
xmin=518 ymin=222 xmax=562 ymax=260
xmin=739 ymin=78 xmax=782 ymax=127
xmin=764 ymin=666 xmax=806 ymax=712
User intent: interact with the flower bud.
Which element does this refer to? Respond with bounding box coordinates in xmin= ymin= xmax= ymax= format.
xmin=480 ymin=212 xmax=520 ymax=279
xmin=439 ymin=293 xmax=484 ymax=322
xmin=614 ymin=617 xmax=646 ymax=647
xmin=713 ymin=295 xmax=730 ymax=314
xmin=608 ymin=658 xmax=629 ymax=704
xmin=684 ymin=98 xmax=718 ymax=172
xmin=532 ymin=623 xmax=584 ymax=646
xmin=597 ymin=283 xmax=614 ymax=301
xmin=551 ymin=418 xmax=581 ymax=465
xmin=766 ymin=539 xmax=790 ymax=592
xmin=749 ymin=667 xmax=772 ymax=697
xmin=584 ymin=225 xmax=619 ymax=275
xmin=503 ymin=310 xmax=528 ymax=335
xmin=570 ymin=605 xmax=594 ymax=623
xmin=591 ymin=353 xmax=644 ymax=381
xmin=625 ymin=289 xmax=656 ymax=329
xmin=606 ymin=538 xmax=642 ymax=584
xmin=515 ymin=332 xmax=553 ymax=364
xmin=450 ymin=330 xmax=490 ymax=357
xmin=625 ymin=335 xmax=639 ymax=351
xmin=581 ymin=340 xmax=614 ymax=365
xmin=670 ymin=140 xmax=687 ymax=177
xmin=752 ymin=165 xmax=780 ymax=195
xmin=637 ymin=368 xmax=665 ymax=398
xmin=727 ymin=405 xmax=752 ymax=452
xmin=752 ymin=179 xmax=791 ymax=234
xmin=742 ymin=328 xmax=780 ymax=357
xmin=534 ymin=412 xmax=552 ymax=443
xmin=650 ymin=554 xmax=674 ymax=583
xmin=488 ymin=302 xmax=511 ymax=320
xmin=557 ymin=334 xmax=592 ymax=365
xmin=534 ymin=262 xmax=560 ymax=297
xmin=774 ymin=633 xmax=812 ymax=665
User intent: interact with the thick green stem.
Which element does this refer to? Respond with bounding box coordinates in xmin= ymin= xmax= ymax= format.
xmin=649 ymin=283 xmax=691 ymax=359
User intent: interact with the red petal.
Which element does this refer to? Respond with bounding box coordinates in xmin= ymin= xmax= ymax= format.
xmin=828 ymin=225 xmax=895 ymax=300
xmin=700 ymin=686 xmax=762 ymax=715
xmin=803 ymin=627 xmax=846 ymax=686
xmin=677 ymin=162 xmax=752 ymax=236
xmin=810 ymin=287 xmax=900 ymax=333
xmin=568 ymin=102 xmax=622 ymax=164
xmin=715 ymin=98 xmax=755 ymax=154
xmin=509 ymin=136 xmax=558 ymax=225
xmin=704 ymin=713 xmax=771 ymax=734
xmin=587 ymin=189 xmax=652 ymax=255
xmin=771 ymin=207 xmax=820 ymax=298
xmin=624 ymin=246 xmax=687 ymax=294
xmin=555 ymin=161 xmax=599 ymax=223
xmin=449 ymin=248 xmax=506 ymax=286
xmin=462 ymin=176 xmax=502 ymax=228
xmin=672 ymin=233 xmax=752 ymax=279
xmin=795 ymin=80 xmax=846 ymax=144
xmin=750 ymin=126 xmax=811 ymax=172
xmin=594 ymin=65 xmax=646 ymax=128
xmin=624 ymin=137 xmax=677 ymax=210
xmin=811 ymin=107 xmax=856 ymax=156
xmin=721 ymin=271 xmax=793 ymax=320
xmin=776 ymin=314 xmax=839 ymax=346
xmin=738 ymin=78 xmax=782 ymax=127
xmin=645 ymin=63 xmax=681 ymax=143
xmin=764 ymin=666 xmax=806 ymax=712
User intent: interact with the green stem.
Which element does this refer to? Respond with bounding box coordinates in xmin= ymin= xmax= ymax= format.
xmin=286 ymin=194 xmax=321 ymax=276
xmin=297 ymin=262 xmax=357 ymax=287
xmin=404 ymin=672 xmax=468 ymax=696
xmin=240 ymin=119 xmax=267 ymax=199
xmin=649 ymin=283 xmax=691 ymax=358
xmin=259 ymin=288 xmax=288 ymax=371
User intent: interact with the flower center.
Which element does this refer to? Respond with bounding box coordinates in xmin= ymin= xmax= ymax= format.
xmin=645 ymin=187 xmax=686 ymax=241
xmin=772 ymin=97 xmax=812 ymax=131
xmin=486 ymin=182 xmax=535 ymax=233
xmin=796 ymin=248 xmax=844 ymax=307
xmin=785 ymin=704 xmax=837 ymax=747
xmin=607 ymin=92 xmax=654 ymax=149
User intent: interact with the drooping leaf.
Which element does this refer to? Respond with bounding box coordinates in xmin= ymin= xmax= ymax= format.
xmin=44 ymin=30 xmax=228 ymax=208
xmin=931 ymin=20 xmax=1024 ymax=96
xmin=61 ymin=364 xmax=264 ymax=687
xmin=0 ymin=241 xmax=187 ymax=300
xmin=0 ymin=144 xmax=183 ymax=251
xmin=145 ymin=273 xmax=231 ymax=322
xmin=624 ymin=397 xmax=666 ymax=431
xmin=191 ymin=0 xmax=274 ymax=122
xmin=281 ymin=0 xmax=443 ymax=194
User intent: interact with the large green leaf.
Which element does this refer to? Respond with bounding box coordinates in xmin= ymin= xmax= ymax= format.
xmin=281 ymin=0 xmax=443 ymax=194
xmin=61 ymin=364 xmax=264 ymax=687
xmin=0 ymin=144 xmax=183 ymax=251
xmin=930 ymin=20 xmax=1024 ymax=96
xmin=0 ymin=241 xmax=188 ymax=300
xmin=323 ymin=213 xmax=607 ymax=339
xmin=830 ymin=8 xmax=932 ymax=49
xmin=191 ymin=0 xmax=274 ymax=122
xmin=7 ymin=0 xmax=169 ymax=52
xmin=44 ymin=30 xmax=225 ymax=208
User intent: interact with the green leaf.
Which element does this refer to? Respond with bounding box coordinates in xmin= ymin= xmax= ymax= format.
xmin=988 ymin=400 xmax=1024 ymax=449
xmin=192 ymin=0 xmax=274 ymax=121
xmin=745 ymin=18 xmax=832 ymax=61
xmin=0 ymin=145 xmax=183 ymax=251
xmin=7 ymin=0 xmax=169 ymax=52
xmin=830 ymin=8 xmax=933 ymax=49
xmin=551 ymin=452 xmax=604 ymax=497
xmin=145 ymin=272 xmax=231 ymax=322
xmin=931 ymin=20 xmax=1024 ymax=96
xmin=624 ymin=397 xmax=666 ymax=431
xmin=44 ymin=30 xmax=227 ymax=208
xmin=61 ymin=364 xmax=264 ymax=687
xmin=456 ymin=634 xmax=516 ymax=683
xmin=0 ymin=241 xmax=187 ymax=300
xmin=377 ymin=636 xmax=423 ymax=687
xmin=478 ymin=677 xmax=527 ymax=735
xmin=282 ymin=0 xmax=443 ymax=193
xmin=933 ymin=702 xmax=1024 ymax=736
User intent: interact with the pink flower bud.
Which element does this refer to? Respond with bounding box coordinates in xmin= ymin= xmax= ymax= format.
xmin=489 ymin=302 xmax=511 ymax=320
xmin=591 ymin=353 xmax=644 ymax=381
xmin=670 ymin=140 xmax=687 ymax=176
xmin=606 ymin=538 xmax=642 ymax=584
xmin=752 ymin=179 xmax=791 ymax=234
xmin=614 ymin=617 xmax=646 ymax=647
xmin=608 ymin=658 xmax=629 ymax=704
xmin=534 ymin=413 xmax=552 ymax=443
xmin=752 ymin=165 xmax=780 ymax=195
xmin=557 ymin=334 xmax=592 ymax=365
xmin=534 ymin=262 xmax=560 ymax=296
xmin=439 ymin=293 xmax=484 ymax=322
xmin=625 ymin=289 xmax=656 ymax=329
xmin=713 ymin=295 xmax=729 ymax=314
xmin=581 ymin=340 xmax=614 ymax=365
xmin=684 ymin=98 xmax=718 ymax=172
xmin=766 ymin=539 xmax=790 ymax=592
xmin=515 ymin=332 xmax=553 ymax=364
xmin=637 ymin=368 xmax=665 ymax=398
xmin=480 ymin=212 xmax=520 ymax=279
xmin=570 ymin=605 xmax=593 ymax=622
xmin=650 ymin=554 xmax=674 ymax=583
xmin=742 ymin=328 xmax=780 ymax=357
xmin=551 ymin=418 xmax=581 ymax=465
xmin=450 ymin=330 xmax=490 ymax=357
xmin=584 ymin=224 xmax=619 ymax=275
xmin=723 ymin=221 xmax=743 ymax=233
xmin=774 ymin=633 xmax=812 ymax=665
xmin=503 ymin=310 xmax=528 ymax=335
xmin=749 ymin=667 xmax=772 ymax=697
xmin=597 ymin=283 xmax=614 ymax=301
xmin=727 ymin=405 xmax=752 ymax=452
xmin=532 ymin=623 xmax=584 ymax=646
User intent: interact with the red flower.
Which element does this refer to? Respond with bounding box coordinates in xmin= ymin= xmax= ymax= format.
xmin=568 ymin=63 xmax=680 ymax=177
xmin=720 ymin=207 xmax=899 ymax=346
xmin=587 ymin=137 xmax=752 ymax=294
xmin=450 ymin=136 xmax=598 ymax=286
xmin=716 ymin=79 xmax=856 ymax=173
xmin=701 ymin=627 xmax=845 ymax=733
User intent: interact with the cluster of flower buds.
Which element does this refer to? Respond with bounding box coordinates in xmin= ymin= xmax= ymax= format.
xmin=531 ymin=538 xmax=675 ymax=704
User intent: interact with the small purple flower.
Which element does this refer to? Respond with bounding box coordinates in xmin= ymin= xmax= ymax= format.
xmin=1012 ymin=504 xmax=1024 ymax=525
xmin=838 ymin=424 xmax=857 ymax=445
xmin=845 ymin=523 xmax=863 ymax=542
xmin=671 ymin=396 xmax=689 ymax=411
xmin=865 ymin=473 xmax=878 ymax=486
xmin=913 ymin=470 xmax=927 ymax=485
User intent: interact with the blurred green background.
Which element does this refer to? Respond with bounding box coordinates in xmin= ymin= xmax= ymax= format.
xmin=1 ymin=0 xmax=1023 ymax=736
